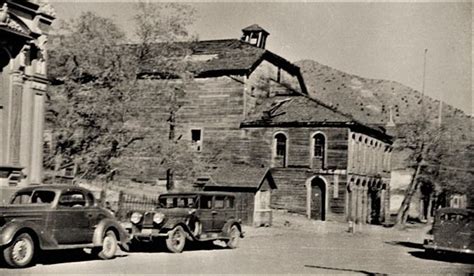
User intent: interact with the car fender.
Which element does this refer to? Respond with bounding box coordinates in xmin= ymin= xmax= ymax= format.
xmin=222 ymin=219 xmax=243 ymax=237
xmin=92 ymin=218 xmax=131 ymax=246
xmin=0 ymin=220 xmax=58 ymax=249
xmin=161 ymin=216 xmax=190 ymax=231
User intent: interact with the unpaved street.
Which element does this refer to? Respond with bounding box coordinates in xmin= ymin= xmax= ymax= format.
xmin=1 ymin=217 xmax=473 ymax=275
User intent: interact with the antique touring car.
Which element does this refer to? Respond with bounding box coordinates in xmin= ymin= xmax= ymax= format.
xmin=0 ymin=185 xmax=130 ymax=268
xmin=424 ymin=207 xmax=474 ymax=255
xmin=122 ymin=192 xmax=243 ymax=253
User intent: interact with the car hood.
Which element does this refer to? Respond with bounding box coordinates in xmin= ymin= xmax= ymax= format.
xmin=154 ymin=208 xmax=194 ymax=216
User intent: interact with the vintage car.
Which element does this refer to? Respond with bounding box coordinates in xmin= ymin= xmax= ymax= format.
xmin=122 ymin=192 xmax=243 ymax=253
xmin=424 ymin=207 xmax=473 ymax=255
xmin=0 ymin=185 xmax=130 ymax=268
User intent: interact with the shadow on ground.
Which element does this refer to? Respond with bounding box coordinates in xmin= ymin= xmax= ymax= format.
xmin=0 ymin=249 xmax=127 ymax=269
xmin=409 ymin=251 xmax=474 ymax=265
xmin=304 ymin=264 xmax=384 ymax=275
xmin=385 ymin=241 xmax=424 ymax=250
xmin=126 ymin=240 xmax=228 ymax=253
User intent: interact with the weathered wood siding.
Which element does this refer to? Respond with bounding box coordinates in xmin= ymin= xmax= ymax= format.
xmin=175 ymin=76 xmax=245 ymax=161
xmin=241 ymin=127 xmax=349 ymax=170
xmin=270 ymin=168 xmax=348 ymax=221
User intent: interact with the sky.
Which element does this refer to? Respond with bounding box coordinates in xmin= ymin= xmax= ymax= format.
xmin=49 ymin=1 xmax=472 ymax=115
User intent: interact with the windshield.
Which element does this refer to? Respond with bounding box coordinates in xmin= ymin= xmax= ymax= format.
xmin=11 ymin=190 xmax=56 ymax=205
xmin=158 ymin=196 xmax=197 ymax=208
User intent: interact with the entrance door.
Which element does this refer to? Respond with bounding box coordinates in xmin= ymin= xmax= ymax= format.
xmin=369 ymin=189 xmax=381 ymax=224
xmin=311 ymin=178 xmax=326 ymax=221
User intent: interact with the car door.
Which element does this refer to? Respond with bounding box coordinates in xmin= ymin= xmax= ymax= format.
xmin=197 ymin=195 xmax=214 ymax=232
xmin=212 ymin=195 xmax=227 ymax=230
xmin=52 ymin=190 xmax=93 ymax=244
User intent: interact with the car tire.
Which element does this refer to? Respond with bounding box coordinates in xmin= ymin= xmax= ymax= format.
xmin=165 ymin=226 xmax=186 ymax=253
xmin=226 ymin=225 xmax=240 ymax=249
xmin=93 ymin=230 xmax=118 ymax=260
xmin=3 ymin=233 xmax=35 ymax=268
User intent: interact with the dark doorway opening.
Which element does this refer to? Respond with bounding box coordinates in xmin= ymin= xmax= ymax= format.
xmin=311 ymin=177 xmax=326 ymax=221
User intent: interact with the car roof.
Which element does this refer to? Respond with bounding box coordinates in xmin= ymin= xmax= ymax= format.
xmin=15 ymin=184 xmax=91 ymax=193
xmin=160 ymin=191 xmax=236 ymax=197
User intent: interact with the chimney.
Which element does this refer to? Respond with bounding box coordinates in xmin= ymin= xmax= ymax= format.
xmin=241 ymin=24 xmax=269 ymax=49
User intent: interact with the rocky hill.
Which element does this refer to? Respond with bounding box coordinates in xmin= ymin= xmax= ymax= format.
xmin=295 ymin=60 xmax=472 ymax=138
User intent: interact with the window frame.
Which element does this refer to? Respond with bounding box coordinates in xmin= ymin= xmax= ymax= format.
xmin=190 ymin=128 xmax=203 ymax=152
xmin=272 ymin=131 xmax=288 ymax=167
xmin=310 ymin=131 xmax=327 ymax=169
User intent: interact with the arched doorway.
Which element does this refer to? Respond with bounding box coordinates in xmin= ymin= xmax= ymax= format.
xmin=310 ymin=177 xmax=326 ymax=221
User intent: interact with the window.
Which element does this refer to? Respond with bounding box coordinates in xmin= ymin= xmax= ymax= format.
xmin=58 ymin=191 xmax=86 ymax=208
xmin=272 ymin=133 xmax=288 ymax=167
xmin=31 ymin=191 xmax=56 ymax=204
xmin=215 ymin=196 xmax=225 ymax=209
xmin=313 ymin=133 xmax=325 ymax=158
xmin=191 ymin=129 xmax=202 ymax=152
xmin=275 ymin=134 xmax=287 ymax=157
xmin=225 ymin=197 xmax=234 ymax=209
xmin=11 ymin=192 xmax=33 ymax=204
xmin=200 ymin=196 xmax=212 ymax=209
xmin=159 ymin=196 xmax=196 ymax=208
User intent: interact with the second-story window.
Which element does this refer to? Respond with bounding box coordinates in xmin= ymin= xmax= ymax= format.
xmin=311 ymin=133 xmax=326 ymax=169
xmin=313 ymin=133 xmax=325 ymax=159
xmin=273 ymin=133 xmax=287 ymax=167
xmin=191 ymin=129 xmax=202 ymax=152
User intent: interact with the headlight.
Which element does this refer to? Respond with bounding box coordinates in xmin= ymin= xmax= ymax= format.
xmin=153 ymin=213 xmax=165 ymax=224
xmin=130 ymin=212 xmax=143 ymax=224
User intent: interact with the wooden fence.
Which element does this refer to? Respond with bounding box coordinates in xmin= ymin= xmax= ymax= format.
xmin=111 ymin=191 xmax=161 ymax=220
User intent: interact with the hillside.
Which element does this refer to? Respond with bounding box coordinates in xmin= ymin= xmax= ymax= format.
xmin=295 ymin=60 xmax=472 ymax=138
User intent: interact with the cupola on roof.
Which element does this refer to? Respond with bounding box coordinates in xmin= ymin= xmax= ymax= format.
xmin=241 ymin=24 xmax=269 ymax=49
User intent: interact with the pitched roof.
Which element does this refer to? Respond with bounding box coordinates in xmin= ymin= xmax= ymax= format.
xmin=242 ymin=94 xmax=393 ymax=142
xmin=205 ymin=164 xmax=276 ymax=190
xmin=245 ymin=95 xmax=352 ymax=124
xmin=138 ymin=39 xmax=306 ymax=93
xmin=242 ymin=24 xmax=269 ymax=35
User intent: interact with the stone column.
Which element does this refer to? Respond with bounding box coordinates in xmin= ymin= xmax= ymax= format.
xmin=361 ymin=184 xmax=368 ymax=224
xmin=7 ymin=74 xmax=24 ymax=165
xmin=356 ymin=184 xmax=362 ymax=224
xmin=380 ymin=188 xmax=386 ymax=223
xmin=29 ymin=91 xmax=45 ymax=184
xmin=19 ymin=81 xmax=34 ymax=185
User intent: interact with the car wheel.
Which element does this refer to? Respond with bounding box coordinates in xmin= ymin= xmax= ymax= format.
xmin=93 ymin=230 xmax=118 ymax=260
xmin=165 ymin=226 xmax=186 ymax=253
xmin=226 ymin=225 xmax=240 ymax=249
xmin=3 ymin=233 xmax=35 ymax=268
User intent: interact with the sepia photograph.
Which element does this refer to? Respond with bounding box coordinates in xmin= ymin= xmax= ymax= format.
xmin=0 ymin=0 xmax=472 ymax=274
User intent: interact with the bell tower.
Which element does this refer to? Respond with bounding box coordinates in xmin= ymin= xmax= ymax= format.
xmin=241 ymin=24 xmax=269 ymax=49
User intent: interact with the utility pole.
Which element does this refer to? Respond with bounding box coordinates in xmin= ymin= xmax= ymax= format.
xmin=421 ymin=48 xmax=428 ymax=113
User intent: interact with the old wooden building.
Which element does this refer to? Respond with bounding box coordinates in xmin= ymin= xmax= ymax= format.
xmin=0 ymin=0 xmax=54 ymax=199
xmin=203 ymin=164 xmax=276 ymax=226
xmin=124 ymin=24 xmax=394 ymax=224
